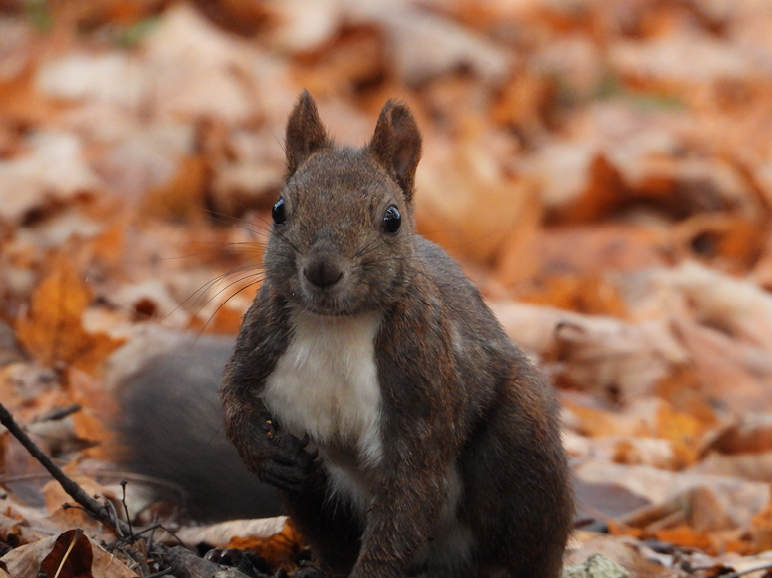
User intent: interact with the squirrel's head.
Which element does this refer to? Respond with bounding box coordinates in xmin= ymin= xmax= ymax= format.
xmin=264 ymin=90 xmax=422 ymax=316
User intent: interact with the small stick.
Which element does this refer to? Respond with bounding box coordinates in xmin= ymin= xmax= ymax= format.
xmin=36 ymin=404 xmax=82 ymax=423
xmin=0 ymin=402 xmax=130 ymax=536
xmin=120 ymin=480 xmax=135 ymax=539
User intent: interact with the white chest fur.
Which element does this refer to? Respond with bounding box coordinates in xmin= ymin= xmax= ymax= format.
xmin=262 ymin=310 xmax=383 ymax=465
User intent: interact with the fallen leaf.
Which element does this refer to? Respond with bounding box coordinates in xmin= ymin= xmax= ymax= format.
xmin=0 ymin=131 xmax=101 ymax=224
xmin=491 ymin=303 xmax=689 ymax=402
xmin=575 ymin=460 xmax=769 ymax=531
xmin=227 ymin=518 xmax=303 ymax=568
xmin=417 ymin=129 xmax=540 ymax=266
xmin=0 ymin=533 xmax=135 ymax=578
xmin=39 ymin=529 xmax=94 ymax=578
xmin=15 ymin=256 xmax=122 ymax=374
xmin=172 ymin=516 xmax=288 ymax=548
xmin=691 ymin=453 xmax=772 ymax=483
xmin=42 ymin=474 xmax=116 ymax=533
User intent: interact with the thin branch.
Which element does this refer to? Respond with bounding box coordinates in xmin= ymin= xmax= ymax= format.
xmin=0 ymin=402 xmax=130 ymax=536
xmin=36 ymin=404 xmax=82 ymax=423
xmin=120 ymin=480 xmax=135 ymax=539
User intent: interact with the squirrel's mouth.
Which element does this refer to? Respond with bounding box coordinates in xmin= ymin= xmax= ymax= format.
xmin=296 ymin=282 xmax=356 ymax=317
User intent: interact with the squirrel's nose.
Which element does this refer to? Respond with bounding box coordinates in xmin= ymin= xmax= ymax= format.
xmin=303 ymin=259 xmax=343 ymax=288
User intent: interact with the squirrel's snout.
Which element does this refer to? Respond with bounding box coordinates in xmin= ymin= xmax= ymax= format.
xmin=303 ymin=259 xmax=344 ymax=289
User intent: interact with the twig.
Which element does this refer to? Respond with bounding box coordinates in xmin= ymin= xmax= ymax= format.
xmin=36 ymin=404 xmax=82 ymax=423
xmin=120 ymin=480 xmax=135 ymax=539
xmin=0 ymin=402 xmax=130 ymax=536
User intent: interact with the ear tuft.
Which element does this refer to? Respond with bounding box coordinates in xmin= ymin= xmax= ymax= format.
xmin=368 ymin=100 xmax=422 ymax=201
xmin=285 ymin=90 xmax=332 ymax=177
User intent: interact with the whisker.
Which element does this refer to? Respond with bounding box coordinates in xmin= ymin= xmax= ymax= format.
xmin=195 ymin=277 xmax=265 ymax=336
xmin=163 ymin=264 xmax=266 ymax=323
xmin=196 ymin=271 xmax=266 ymax=312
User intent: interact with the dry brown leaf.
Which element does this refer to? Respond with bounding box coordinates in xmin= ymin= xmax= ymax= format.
xmin=417 ymin=130 xmax=540 ymax=266
xmin=0 ymin=533 xmax=135 ymax=578
xmin=42 ymin=474 xmax=116 ymax=533
xmin=491 ymin=303 xmax=689 ymax=402
xmin=575 ymin=460 xmax=769 ymax=531
xmin=708 ymin=414 xmax=772 ymax=455
xmin=663 ymin=262 xmax=772 ymax=349
xmin=67 ymin=369 xmax=118 ymax=459
xmin=610 ymin=32 xmax=756 ymax=90
xmin=39 ymin=529 xmax=94 ymax=578
xmin=173 ymin=516 xmax=288 ymax=548
xmin=672 ymin=318 xmax=772 ymax=412
xmin=144 ymin=4 xmax=294 ymax=122
xmin=292 ymin=25 xmax=386 ymax=97
xmin=15 ymin=256 xmax=122 ymax=374
xmin=515 ymin=275 xmax=629 ymax=318
xmin=496 ymin=225 xmax=671 ymax=294
xmin=691 ymin=453 xmax=772 ymax=483
xmin=624 ymin=485 xmax=736 ymax=534
xmin=0 ymin=131 xmax=100 ymax=224
xmin=672 ymin=215 xmax=767 ymax=271
xmin=546 ymin=154 xmax=626 ymax=225
xmin=139 ymin=155 xmax=209 ymax=222
xmin=362 ymin=5 xmax=512 ymax=86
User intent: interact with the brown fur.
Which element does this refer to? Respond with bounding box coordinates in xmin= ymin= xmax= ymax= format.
xmin=221 ymin=91 xmax=573 ymax=578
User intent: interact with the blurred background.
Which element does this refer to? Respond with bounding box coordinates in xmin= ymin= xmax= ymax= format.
xmin=1 ymin=0 xmax=772 ymax=575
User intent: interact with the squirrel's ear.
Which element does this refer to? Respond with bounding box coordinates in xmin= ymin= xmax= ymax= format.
xmin=286 ymin=90 xmax=331 ymax=178
xmin=369 ymin=100 xmax=422 ymax=201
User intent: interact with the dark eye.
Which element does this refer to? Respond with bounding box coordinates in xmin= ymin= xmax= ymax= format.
xmin=272 ymin=198 xmax=286 ymax=224
xmin=382 ymin=205 xmax=401 ymax=233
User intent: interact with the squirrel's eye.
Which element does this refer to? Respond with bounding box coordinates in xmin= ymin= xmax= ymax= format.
xmin=272 ymin=198 xmax=286 ymax=225
xmin=382 ymin=205 xmax=401 ymax=234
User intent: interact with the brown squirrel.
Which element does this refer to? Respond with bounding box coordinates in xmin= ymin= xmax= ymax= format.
xmin=219 ymin=92 xmax=573 ymax=578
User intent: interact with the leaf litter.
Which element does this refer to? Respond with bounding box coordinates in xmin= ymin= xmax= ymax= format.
xmin=1 ymin=0 xmax=772 ymax=576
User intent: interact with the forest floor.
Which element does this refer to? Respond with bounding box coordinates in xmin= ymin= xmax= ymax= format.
xmin=1 ymin=1 xmax=772 ymax=577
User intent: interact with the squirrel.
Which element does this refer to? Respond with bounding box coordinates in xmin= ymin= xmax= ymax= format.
xmin=219 ymin=91 xmax=573 ymax=578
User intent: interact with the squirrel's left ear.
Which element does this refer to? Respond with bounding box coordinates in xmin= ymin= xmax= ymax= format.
xmin=369 ymin=100 xmax=422 ymax=202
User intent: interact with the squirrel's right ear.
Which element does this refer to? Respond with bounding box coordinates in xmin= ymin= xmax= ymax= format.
xmin=285 ymin=90 xmax=332 ymax=178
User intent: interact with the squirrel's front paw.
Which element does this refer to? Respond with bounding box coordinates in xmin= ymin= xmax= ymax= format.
xmin=247 ymin=419 xmax=319 ymax=492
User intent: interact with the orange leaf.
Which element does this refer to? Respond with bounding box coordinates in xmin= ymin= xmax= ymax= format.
xmin=15 ymin=256 xmax=122 ymax=374
xmin=654 ymin=402 xmax=704 ymax=467
xmin=227 ymin=519 xmax=303 ymax=569
xmin=654 ymin=526 xmax=713 ymax=552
